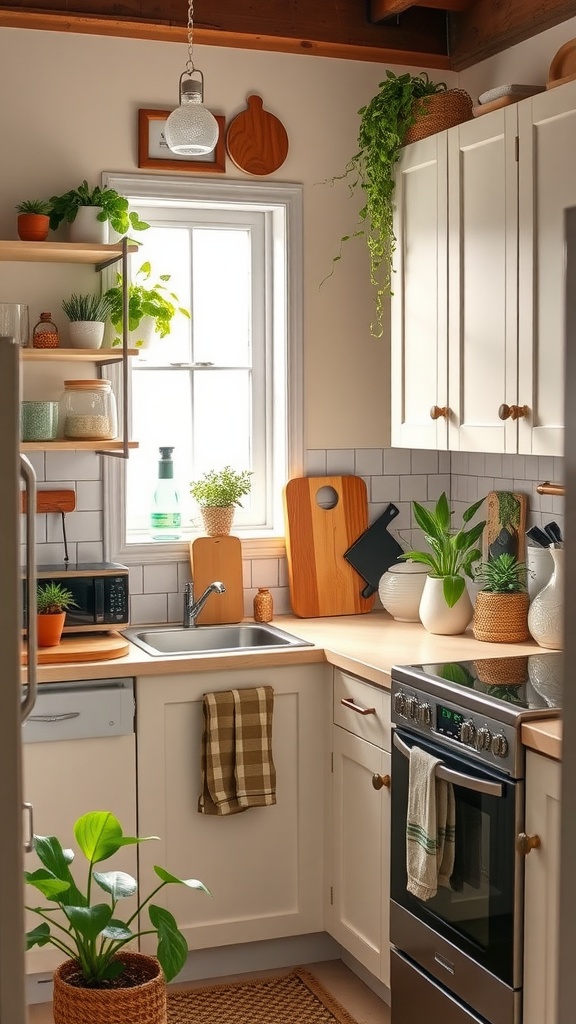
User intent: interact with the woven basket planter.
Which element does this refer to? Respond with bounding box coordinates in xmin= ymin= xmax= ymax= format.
xmin=52 ymin=952 xmax=167 ymax=1024
xmin=472 ymin=591 xmax=530 ymax=644
xmin=474 ymin=655 xmax=529 ymax=687
xmin=403 ymin=89 xmax=473 ymax=145
xmin=201 ymin=505 xmax=235 ymax=536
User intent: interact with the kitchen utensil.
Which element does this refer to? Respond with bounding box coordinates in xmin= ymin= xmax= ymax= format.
xmin=190 ymin=536 xmax=244 ymax=624
xmin=483 ymin=491 xmax=527 ymax=561
xmin=226 ymin=95 xmax=289 ymax=175
xmin=283 ymin=475 xmax=374 ymax=617
xmin=343 ymin=503 xmax=404 ymax=598
xmin=21 ymin=631 xmax=129 ymax=664
xmin=526 ymin=525 xmax=551 ymax=547
xmin=543 ymin=521 xmax=563 ymax=545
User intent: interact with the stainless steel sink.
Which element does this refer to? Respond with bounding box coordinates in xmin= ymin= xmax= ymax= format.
xmin=122 ymin=622 xmax=312 ymax=657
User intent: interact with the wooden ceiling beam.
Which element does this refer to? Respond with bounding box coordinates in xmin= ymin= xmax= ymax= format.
xmin=449 ymin=0 xmax=576 ymax=70
xmin=371 ymin=0 xmax=472 ymax=20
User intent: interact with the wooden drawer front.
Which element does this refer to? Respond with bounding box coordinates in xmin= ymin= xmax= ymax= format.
xmin=333 ymin=670 xmax=391 ymax=751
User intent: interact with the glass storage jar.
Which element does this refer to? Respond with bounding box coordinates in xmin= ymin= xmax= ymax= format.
xmin=32 ymin=311 xmax=59 ymax=349
xmin=60 ymin=380 xmax=118 ymax=440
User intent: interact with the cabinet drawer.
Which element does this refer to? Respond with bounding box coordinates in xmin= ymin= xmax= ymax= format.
xmin=333 ymin=670 xmax=391 ymax=751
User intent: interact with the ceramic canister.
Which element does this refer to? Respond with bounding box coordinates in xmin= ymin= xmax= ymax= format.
xmin=378 ymin=561 xmax=428 ymax=622
xmin=21 ymin=401 xmax=58 ymax=441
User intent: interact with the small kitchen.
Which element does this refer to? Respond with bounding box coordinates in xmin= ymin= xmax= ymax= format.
xmin=1 ymin=5 xmax=575 ymax=1024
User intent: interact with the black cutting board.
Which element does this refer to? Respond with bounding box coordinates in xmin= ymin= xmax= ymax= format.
xmin=344 ymin=503 xmax=404 ymax=598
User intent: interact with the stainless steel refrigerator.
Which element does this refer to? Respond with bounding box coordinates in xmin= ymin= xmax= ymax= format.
xmin=0 ymin=335 xmax=37 ymax=1024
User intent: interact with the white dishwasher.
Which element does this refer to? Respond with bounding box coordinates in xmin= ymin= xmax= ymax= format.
xmin=22 ymin=678 xmax=137 ymax=982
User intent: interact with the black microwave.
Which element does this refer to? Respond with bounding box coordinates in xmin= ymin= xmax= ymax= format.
xmin=24 ymin=562 xmax=130 ymax=633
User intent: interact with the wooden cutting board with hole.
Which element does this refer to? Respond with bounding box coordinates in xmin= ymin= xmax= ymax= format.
xmin=226 ymin=95 xmax=289 ymax=175
xmin=283 ymin=476 xmax=374 ymax=617
xmin=190 ymin=536 xmax=244 ymax=624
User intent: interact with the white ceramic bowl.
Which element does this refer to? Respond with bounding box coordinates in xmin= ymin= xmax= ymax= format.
xmin=378 ymin=561 xmax=428 ymax=622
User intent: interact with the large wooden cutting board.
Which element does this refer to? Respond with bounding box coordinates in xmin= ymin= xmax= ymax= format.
xmin=22 ymin=632 xmax=129 ymax=664
xmin=283 ymin=476 xmax=375 ymax=617
xmin=190 ymin=536 xmax=244 ymax=624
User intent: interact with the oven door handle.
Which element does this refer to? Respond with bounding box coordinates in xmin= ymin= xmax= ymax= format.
xmin=393 ymin=732 xmax=504 ymax=797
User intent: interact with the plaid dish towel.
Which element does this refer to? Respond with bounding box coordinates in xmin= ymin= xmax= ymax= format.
xmin=198 ymin=686 xmax=276 ymax=815
xmin=406 ymin=745 xmax=455 ymax=901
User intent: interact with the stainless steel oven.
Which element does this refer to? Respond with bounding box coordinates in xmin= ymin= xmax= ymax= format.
xmin=389 ymin=653 xmax=562 ymax=1024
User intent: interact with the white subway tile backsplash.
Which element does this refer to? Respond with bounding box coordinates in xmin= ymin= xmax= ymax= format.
xmin=45 ymin=450 xmax=101 ymax=481
xmin=427 ymin=474 xmax=451 ymax=500
xmin=76 ymin=480 xmax=103 ymax=511
xmin=371 ymin=475 xmax=400 ymax=504
xmin=484 ymin=454 xmax=503 ymax=477
xmin=279 ymin=557 xmax=289 ymax=588
xmin=438 ymin=452 xmax=451 ymax=474
xmin=143 ymin=563 xmax=179 ymax=594
xmin=305 ymin=450 xmax=327 ymax=476
xmin=130 ymin=593 xmax=168 ymax=625
xmin=538 ymin=456 xmax=555 ymax=482
xmin=48 ymin=510 xmax=101 ymax=542
xmin=326 ymin=449 xmax=356 ymax=475
xmin=400 ymin=475 xmax=428 ymax=502
xmin=383 ymin=448 xmax=411 ymax=475
xmin=411 ymin=450 xmax=439 ymax=475
xmin=242 ymin=560 xmax=252 ymax=589
xmin=468 ymin=453 xmax=485 ymax=477
xmin=355 ymin=448 xmax=383 ymax=476
xmin=40 ymin=542 xmax=77 ymax=564
xmin=251 ymin=558 xmax=280 ymax=588
xmin=128 ymin=566 xmax=143 ymax=594
xmin=77 ymin=541 xmax=104 ymax=563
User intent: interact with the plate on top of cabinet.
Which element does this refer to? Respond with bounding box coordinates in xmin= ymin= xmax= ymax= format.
xmin=547 ymin=38 xmax=576 ymax=88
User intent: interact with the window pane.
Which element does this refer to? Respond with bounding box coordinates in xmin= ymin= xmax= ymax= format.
xmin=193 ymin=370 xmax=252 ymax=507
xmin=193 ymin=228 xmax=251 ymax=366
xmin=131 ymin=226 xmax=192 ymax=366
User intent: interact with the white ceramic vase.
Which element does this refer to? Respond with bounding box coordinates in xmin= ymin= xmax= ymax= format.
xmin=527 ymin=546 xmax=563 ymax=650
xmin=68 ymin=321 xmax=105 ymax=349
xmin=418 ymin=575 xmax=473 ymax=635
xmin=68 ymin=206 xmax=107 ymax=244
xmin=378 ymin=562 xmax=428 ymax=622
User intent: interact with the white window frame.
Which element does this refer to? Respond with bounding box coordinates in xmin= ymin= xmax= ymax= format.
xmin=102 ymin=173 xmax=303 ymax=565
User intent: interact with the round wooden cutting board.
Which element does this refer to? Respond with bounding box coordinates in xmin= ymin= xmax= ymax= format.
xmin=22 ymin=631 xmax=130 ymax=665
xmin=226 ymin=95 xmax=289 ymax=175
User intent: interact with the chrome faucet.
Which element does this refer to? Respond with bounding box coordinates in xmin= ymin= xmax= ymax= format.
xmin=183 ymin=580 xmax=226 ymax=627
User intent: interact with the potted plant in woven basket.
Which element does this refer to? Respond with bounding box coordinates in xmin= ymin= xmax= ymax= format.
xmin=190 ymin=466 xmax=253 ymax=536
xmin=324 ymin=71 xmax=473 ymax=337
xmin=472 ymin=553 xmax=530 ymax=643
xmin=25 ymin=810 xmax=210 ymax=1024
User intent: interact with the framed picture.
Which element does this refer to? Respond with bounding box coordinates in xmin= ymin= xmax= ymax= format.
xmin=138 ymin=108 xmax=226 ymax=173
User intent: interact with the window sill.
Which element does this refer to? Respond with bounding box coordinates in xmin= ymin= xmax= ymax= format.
xmin=111 ymin=534 xmax=287 ymax=566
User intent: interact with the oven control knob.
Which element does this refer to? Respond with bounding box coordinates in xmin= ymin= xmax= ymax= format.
xmin=418 ymin=702 xmax=432 ymax=727
xmin=393 ymin=691 xmax=407 ymax=717
xmin=476 ymin=726 xmax=492 ymax=751
xmin=460 ymin=719 xmax=476 ymax=745
xmin=491 ymin=733 xmax=509 ymax=758
xmin=406 ymin=696 xmax=420 ymax=720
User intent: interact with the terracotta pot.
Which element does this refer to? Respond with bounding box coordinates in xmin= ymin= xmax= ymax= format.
xmin=17 ymin=213 xmax=50 ymax=242
xmin=53 ymin=952 xmax=167 ymax=1024
xmin=473 ymin=591 xmax=530 ymax=643
xmin=418 ymin=575 xmax=473 ymax=635
xmin=201 ymin=505 xmax=235 ymax=536
xmin=37 ymin=612 xmax=66 ymax=648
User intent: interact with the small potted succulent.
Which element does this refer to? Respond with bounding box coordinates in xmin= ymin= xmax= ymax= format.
xmin=16 ymin=199 xmax=52 ymax=242
xmin=36 ymin=581 xmax=77 ymax=647
xmin=103 ymin=262 xmax=190 ymax=350
xmin=49 ymin=180 xmax=149 ymax=243
xmin=61 ymin=292 xmax=115 ymax=349
xmin=25 ymin=809 xmax=210 ymax=1024
xmin=473 ymin=553 xmax=530 ymax=643
xmin=190 ymin=466 xmax=253 ymax=536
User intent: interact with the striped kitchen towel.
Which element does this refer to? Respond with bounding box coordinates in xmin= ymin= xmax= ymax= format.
xmin=406 ymin=745 xmax=455 ymax=901
xmin=198 ymin=685 xmax=276 ymax=815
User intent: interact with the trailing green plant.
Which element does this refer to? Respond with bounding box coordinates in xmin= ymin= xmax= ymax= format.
xmin=401 ymin=492 xmax=486 ymax=608
xmin=103 ymin=262 xmax=190 ymax=347
xmin=474 ymin=553 xmax=528 ymax=593
xmin=190 ymin=466 xmax=253 ymax=508
xmin=62 ymin=292 xmax=115 ymax=322
xmin=324 ymin=71 xmax=446 ymax=337
xmin=16 ymin=199 xmax=52 ymax=215
xmin=25 ymin=810 xmax=210 ymax=986
xmin=36 ymin=582 xmax=77 ymax=615
xmin=48 ymin=180 xmax=149 ymax=236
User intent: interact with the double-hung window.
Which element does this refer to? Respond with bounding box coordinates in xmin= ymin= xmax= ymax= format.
xmin=102 ymin=174 xmax=303 ymax=563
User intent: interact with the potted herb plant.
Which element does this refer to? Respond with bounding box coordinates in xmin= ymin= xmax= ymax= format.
xmin=103 ymin=262 xmax=190 ymax=350
xmin=326 ymin=71 xmax=472 ymax=337
xmin=16 ymin=199 xmax=52 ymax=242
xmin=25 ymin=810 xmax=210 ymax=1024
xmin=472 ymin=553 xmax=530 ymax=642
xmin=190 ymin=466 xmax=253 ymax=536
xmin=402 ymin=492 xmax=486 ymax=635
xmin=49 ymin=180 xmax=149 ymax=243
xmin=36 ymin=581 xmax=77 ymax=647
xmin=61 ymin=292 xmax=115 ymax=350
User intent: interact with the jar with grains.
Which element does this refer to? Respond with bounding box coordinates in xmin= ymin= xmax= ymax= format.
xmin=60 ymin=380 xmax=118 ymax=440
xmin=32 ymin=312 xmax=59 ymax=349
xmin=253 ymin=587 xmax=273 ymax=623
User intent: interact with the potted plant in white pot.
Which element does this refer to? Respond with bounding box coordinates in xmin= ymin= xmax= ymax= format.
xmin=401 ymin=492 xmax=486 ymax=635
xmin=472 ymin=553 xmax=530 ymax=643
xmin=36 ymin=581 xmax=77 ymax=647
xmin=16 ymin=198 xmax=52 ymax=241
xmin=61 ymin=292 xmax=115 ymax=349
xmin=25 ymin=809 xmax=210 ymax=1024
xmin=190 ymin=466 xmax=253 ymax=536
xmin=49 ymin=180 xmax=149 ymax=243
xmin=103 ymin=262 xmax=190 ymax=351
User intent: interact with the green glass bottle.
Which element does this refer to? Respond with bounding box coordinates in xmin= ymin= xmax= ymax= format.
xmin=150 ymin=447 xmax=182 ymax=541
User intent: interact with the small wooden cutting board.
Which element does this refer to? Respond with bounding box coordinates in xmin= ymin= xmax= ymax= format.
xmin=226 ymin=95 xmax=289 ymax=175
xmin=190 ymin=536 xmax=244 ymax=624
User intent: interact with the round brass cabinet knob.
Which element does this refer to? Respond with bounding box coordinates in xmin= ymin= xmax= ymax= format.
xmin=372 ymin=773 xmax=391 ymax=791
xmin=516 ymin=832 xmax=541 ymax=856
xmin=498 ymin=404 xmax=529 ymax=421
xmin=430 ymin=405 xmax=449 ymax=420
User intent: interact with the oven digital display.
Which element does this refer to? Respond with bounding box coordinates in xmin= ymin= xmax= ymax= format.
xmin=437 ymin=704 xmax=464 ymax=738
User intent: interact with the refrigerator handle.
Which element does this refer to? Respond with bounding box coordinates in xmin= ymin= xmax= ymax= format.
xmin=20 ymin=454 xmax=37 ymax=724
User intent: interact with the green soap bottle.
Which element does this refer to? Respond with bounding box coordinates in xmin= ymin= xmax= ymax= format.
xmin=151 ymin=446 xmax=182 ymax=541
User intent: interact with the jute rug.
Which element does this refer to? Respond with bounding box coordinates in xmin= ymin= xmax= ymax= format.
xmin=167 ymin=968 xmax=361 ymax=1024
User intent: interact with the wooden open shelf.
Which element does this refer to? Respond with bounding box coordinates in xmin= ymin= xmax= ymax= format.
xmin=0 ymin=239 xmax=137 ymax=269
xmin=21 ymin=440 xmax=139 ymax=452
xmin=21 ymin=347 xmax=139 ymax=362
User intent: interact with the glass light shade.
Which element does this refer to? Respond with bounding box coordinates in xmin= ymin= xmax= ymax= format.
xmin=165 ymin=78 xmax=219 ymax=156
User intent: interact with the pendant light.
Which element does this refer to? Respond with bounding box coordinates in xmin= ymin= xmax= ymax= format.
xmin=164 ymin=0 xmax=219 ymax=156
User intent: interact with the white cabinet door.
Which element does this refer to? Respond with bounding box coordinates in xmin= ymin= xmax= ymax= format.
xmin=447 ymin=107 xmax=519 ymax=453
xmin=517 ymin=82 xmax=576 ymax=457
xmin=136 ymin=665 xmax=326 ymax=952
xmin=330 ymin=727 xmax=391 ymax=986
xmin=391 ymin=132 xmax=449 ymax=449
xmin=523 ymin=751 xmax=561 ymax=1024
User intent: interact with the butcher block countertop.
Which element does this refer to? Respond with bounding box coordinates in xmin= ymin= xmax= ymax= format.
xmin=29 ymin=610 xmax=561 ymax=760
